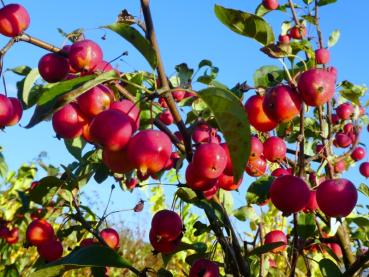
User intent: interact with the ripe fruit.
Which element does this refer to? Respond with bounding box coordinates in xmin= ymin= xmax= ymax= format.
xmin=38 ymin=53 xmax=70 ymax=83
xmin=328 ymin=243 xmax=343 ymax=258
xmin=26 ymin=219 xmax=55 ymax=246
xmin=0 ymin=4 xmax=30 ymax=37
xmin=289 ymin=25 xmax=306 ymax=39
xmin=315 ymin=48 xmax=330 ymax=64
xmin=262 ymin=0 xmax=279 ymax=10
xmin=263 ymin=136 xmax=286 ymax=162
xmin=336 ymin=103 xmax=354 ymax=120
xmin=192 ymin=124 xmax=219 ymax=144
xmin=189 ymin=259 xmax=220 ymax=277
xmin=151 ymin=210 xmax=183 ymax=242
xmin=149 ymin=228 xmax=182 ymax=254
xmin=264 ymin=230 xmax=288 ymax=253
xmin=218 ymin=174 xmax=242 ymax=191
xmin=110 ymin=99 xmax=140 ymax=132
xmin=80 ymin=238 xmax=98 ymax=247
xmin=245 ymin=156 xmax=267 ymax=177
xmin=186 ymin=163 xmax=215 ymax=191
xmin=203 ymin=181 xmax=220 ymax=200
xmin=0 ymin=94 xmax=13 ymax=127
xmin=68 ymin=40 xmax=103 ymax=72
xmin=5 ymin=228 xmax=18 ymax=244
xmin=297 ymin=68 xmax=336 ymax=106
xmin=271 ymin=168 xmax=291 ymax=177
xmin=334 ymin=160 xmax=346 ymax=174
xmin=335 ymin=133 xmax=352 ymax=148
xmin=249 ymin=136 xmax=264 ymax=159
xmin=102 ymin=148 xmax=133 ymax=174
xmin=89 ymin=109 xmax=132 ymax=151
xmin=303 ymin=190 xmax=319 ymax=213
xmin=359 ymin=162 xmax=369 ymax=178
xmin=278 ymin=34 xmax=290 ymax=44
xmin=127 ymin=130 xmax=172 ymax=174
xmin=172 ymin=89 xmax=186 ymax=102
xmin=270 ymin=175 xmax=310 ymax=214
xmin=159 ymin=109 xmax=174 ymax=125
xmin=351 ymin=147 xmax=366 ymax=161
xmin=52 ymin=103 xmax=87 ymax=139
xmin=263 ymin=85 xmax=302 ymax=123
xmin=192 ymin=143 xmax=227 ymax=179
xmin=100 ymin=228 xmax=120 ymax=249
xmin=78 ymin=85 xmax=114 ymax=118
xmin=6 ymin=97 xmax=23 ymax=126
xmin=244 ymin=95 xmax=277 ymax=132
xmin=316 ymin=178 xmax=358 ymax=217
xmin=37 ymin=239 xmax=63 ymax=262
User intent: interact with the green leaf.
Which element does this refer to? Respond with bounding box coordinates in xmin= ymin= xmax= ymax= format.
xmin=64 ymin=137 xmax=86 ymax=161
xmin=214 ymin=5 xmax=275 ymax=46
xmin=0 ymin=151 xmax=8 ymax=178
xmin=319 ymin=258 xmax=342 ymax=277
xmin=198 ymin=87 xmax=250 ymax=182
xmin=358 ymin=183 xmax=369 ymax=198
xmin=328 ymin=29 xmax=340 ymax=47
xmin=176 ymin=188 xmax=197 ymax=203
xmin=297 ymin=213 xmax=316 ymax=239
xmin=157 ymin=269 xmax=173 ymax=277
xmin=233 ymin=205 xmax=257 ymax=222
xmin=247 ymin=242 xmax=285 ymax=256
xmin=9 ymin=65 xmax=32 ymax=76
xmin=193 ymin=221 xmax=211 ymax=236
xmin=104 ymin=23 xmax=157 ymax=68
xmin=339 ymin=81 xmax=367 ymax=105
xmin=253 ymin=65 xmax=283 ymax=88
xmin=303 ymin=0 xmax=314 ymax=4
xmin=175 ymin=63 xmax=194 ymax=88
xmin=0 ymin=264 xmax=19 ymax=277
xmin=26 ymin=71 xmax=119 ymax=128
xmin=20 ymin=68 xmax=40 ymax=106
xmin=246 ymin=176 xmax=274 ymax=205
xmin=318 ymin=0 xmax=337 ymax=7
xmin=28 ymin=176 xmax=64 ymax=205
xmin=30 ymin=245 xmax=134 ymax=277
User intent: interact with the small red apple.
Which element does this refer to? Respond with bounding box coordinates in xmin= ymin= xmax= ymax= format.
xmin=100 ymin=228 xmax=120 ymax=249
xmin=0 ymin=4 xmax=30 ymax=37
xmin=264 ymin=230 xmax=288 ymax=253
xmin=38 ymin=53 xmax=70 ymax=83
xmin=37 ymin=239 xmax=63 ymax=262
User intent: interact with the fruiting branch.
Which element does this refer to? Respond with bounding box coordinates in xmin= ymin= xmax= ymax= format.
xmin=342 ymin=250 xmax=369 ymax=277
xmin=140 ymin=0 xmax=193 ymax=161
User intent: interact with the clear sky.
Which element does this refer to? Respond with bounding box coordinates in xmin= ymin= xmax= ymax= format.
xmin=0 ymin=0 xmax=368 ymax=232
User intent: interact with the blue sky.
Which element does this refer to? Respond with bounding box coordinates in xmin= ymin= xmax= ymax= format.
xmin=0 ymin=0 xmax=368 ymax=232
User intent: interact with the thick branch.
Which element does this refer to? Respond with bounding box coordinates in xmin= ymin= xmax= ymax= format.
xmin=288 ymin=0 xmax=300 ymax=25
xmin=342 ymin=250 xmax=369 ymax=277
xmin=140 ymin=0 xmax=192 ymax=161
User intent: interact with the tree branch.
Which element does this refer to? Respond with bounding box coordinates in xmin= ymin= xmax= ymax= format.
xmin=140 ymin=0 xmax=193 ymax=161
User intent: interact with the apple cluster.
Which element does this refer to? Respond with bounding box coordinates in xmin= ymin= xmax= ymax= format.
xmin=26 ymin=219 xmax=63 ymax=262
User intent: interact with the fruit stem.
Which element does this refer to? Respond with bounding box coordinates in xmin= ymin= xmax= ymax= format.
xmin=140 ymin=0 xmax=193 ymax=161
xmin=314 ymin=0 xmax=324 ymax=49
xmin=288 ymin=0 xmax=300 ymax=25
xmin=289 ymin=213 xmax=300 ymax=277
xmin=258 ymin=222 xmax=265 ymax=277
xmin=278 ymin=58 xmax=293 ymax=83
